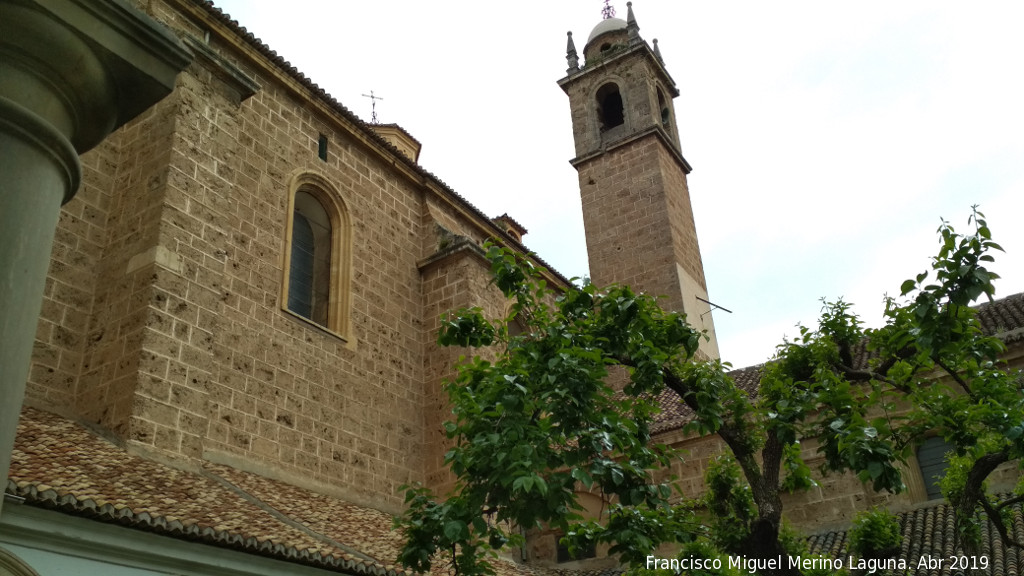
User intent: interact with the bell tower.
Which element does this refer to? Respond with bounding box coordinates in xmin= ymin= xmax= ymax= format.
xmin=559 ymin=2 xmax=719 ymax=359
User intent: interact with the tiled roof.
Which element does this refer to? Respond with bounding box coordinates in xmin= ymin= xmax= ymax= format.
xmin=8 ymin=407 xmax=406 ymax=576
xmin=977 ymin=292 xmax=1024 ymax=344
xmin=651 ymin=292 xmax=1024 ymax=434
xmin=807 ymin=497 xmax=1024 ymax=576
xmin=4 ymin=407 xmax=614 ymax=576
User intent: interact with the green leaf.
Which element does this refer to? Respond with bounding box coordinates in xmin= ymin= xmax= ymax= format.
xmin=534 ymin=475 xmax=549 ymax=496
xmin=867 ymin=461 xmax=883 ymax=480
xmin=444 ymin=520 xmax=467 ymax=541
xmin=512 ymin=476 xmax=526 ymax=493
xmin=512 ymin=475 xmax=536 ymax=494
xmin=571 ymin=467 xmax=595 ymax=488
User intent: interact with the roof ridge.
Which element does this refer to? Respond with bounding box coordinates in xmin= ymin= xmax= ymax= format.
xmin=8 ymin=408 xmax=408 ymax=576
xmin=6 ymin=474 xmax=402 ymax=576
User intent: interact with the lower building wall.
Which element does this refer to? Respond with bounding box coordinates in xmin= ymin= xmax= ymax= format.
xmin=0 ymin=505 xmax=340 ymax=576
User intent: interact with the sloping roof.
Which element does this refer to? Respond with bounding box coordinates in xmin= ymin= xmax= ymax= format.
xmin=651 ymin=292 xmax=1024 ymax=434
xmin=3 ymin=407 xmax=618 ymax=576
xmin=977 ymin=292 xmax=1024 ymax=344
xmin=807 ymin=496 xmax=1024 ymax=576
xmin=7 ymin=407 xmax=407 ymax=576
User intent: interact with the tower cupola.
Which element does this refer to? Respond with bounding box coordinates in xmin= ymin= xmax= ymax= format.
xmin=584 ymin=17 xmax=628 ymax=62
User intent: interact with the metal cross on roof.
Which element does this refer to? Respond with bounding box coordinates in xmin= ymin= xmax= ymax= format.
xmin=361 ymin=90 xmax=384 ymax=124
xmin=601 ymin=0 xmax=616 ymax=19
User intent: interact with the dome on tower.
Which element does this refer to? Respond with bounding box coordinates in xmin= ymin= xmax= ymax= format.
xmin=583 ymin=16 xmax=630 ymax=62
xmin=587 ymin=17 xmax=626 ymax=43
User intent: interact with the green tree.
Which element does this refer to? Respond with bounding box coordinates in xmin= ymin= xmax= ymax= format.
xmin=847 ymin=507 xmax=901 ymax=561
xmin=397 ymin=244 xmax=705 ymax=576
xmin=865 ymin=209 xmax=1024 ymax=554
xmin=396 ymin=209 xmax=1022 ymax=576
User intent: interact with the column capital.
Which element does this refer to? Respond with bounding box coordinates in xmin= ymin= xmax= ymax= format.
xmin=0 ymin=0 xmax=192 ymax=159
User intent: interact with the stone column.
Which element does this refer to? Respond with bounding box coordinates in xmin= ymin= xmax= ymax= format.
xmin=0 ymin=0 xmax=191 ymax=515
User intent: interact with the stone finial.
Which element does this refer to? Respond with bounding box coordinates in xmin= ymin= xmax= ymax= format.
xmin=653 ymin=38 xmax=664 ymax=64
xmin=626 ymin=1 xmax=641 ymax=45
xmin=566 ymin=31 xmax=580 ymax=73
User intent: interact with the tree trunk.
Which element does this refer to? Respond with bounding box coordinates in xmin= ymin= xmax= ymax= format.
xmin=952 ymin=451 xmax=1008 ymax=556
xmin=738 ymin=518 xmax=803 ymax=576
xmin=736 ymin=430 xmax=803 ymax=575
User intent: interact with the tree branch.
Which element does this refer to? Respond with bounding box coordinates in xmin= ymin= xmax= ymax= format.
xmin=874 ymin=354 xmax=900 ymax=379
xmin=996 ymin=494 xmax=1024 ymax=512
xmin=835 ymin=363 xmax=902 ymax=389
xmin=838 ymin=340 xmax=854 ymax=369
xmin=978 ymin=496 xmax=1024 ymax=551
xmin=867 ymin=344 xmax=924 ymax=388
xmin=933 ymin=356 xmax=978 ymax=401
xmin=761 ymin=430 xmax=782 ymax=489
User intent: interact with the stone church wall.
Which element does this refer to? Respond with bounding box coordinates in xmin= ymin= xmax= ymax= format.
xmin=21 ymin=0 xmax=1020 ymax=538
xmin=22 ymin=0 xmax=515 ymax=512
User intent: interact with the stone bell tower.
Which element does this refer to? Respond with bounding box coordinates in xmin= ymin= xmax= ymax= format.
xmin=559 ymin=2 xmax=719 ymax=359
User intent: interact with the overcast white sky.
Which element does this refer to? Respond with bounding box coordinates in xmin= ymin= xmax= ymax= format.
xmin=211 ymin=0 xmax=1024 ymax=369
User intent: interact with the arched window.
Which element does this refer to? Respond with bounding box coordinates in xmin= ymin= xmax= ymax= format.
xmin=917 ymin=437 xmax=953 ymax=501
xmin=508 ymin=312 xmax=527 ymax=338
xmin=282 ymin=173 xmax=351 ymax=339
xmin=657 ymin=87 xmax=671 ymax=129
xmin=288 ymin=191 xmax=331 ymax=324
xmin=596 ymin=82 xmax=624 ymax=132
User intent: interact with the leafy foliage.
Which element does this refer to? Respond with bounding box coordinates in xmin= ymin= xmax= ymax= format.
xmin=867 ymin=209 xmax=1024 ymax=553
xmin=396 ymin=244 xmax=703 ymax=575
xmin=847 ymin=507 xmax=901 ymax=559
xmin=703 ymin=455 xmax=755 ymax=554
xmin=397 ymin=208 xmax=1023 ymax=576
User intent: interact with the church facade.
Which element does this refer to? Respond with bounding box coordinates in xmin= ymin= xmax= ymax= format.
xmin=2 ymin=1 xmax=1023 ymax=575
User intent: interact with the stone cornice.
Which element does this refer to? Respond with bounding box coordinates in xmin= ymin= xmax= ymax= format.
xmin=164 ymin=0 xmax=572 ymax=290
xmin=417 ymin=237 xmax=490 ymax=275
xmin=182 ymin=35 xmax=259 ymax=100
xmin=557 ymin=40 xmax=679 ymax=99
xmin=569 ymin=125 xmax=693 ymax=175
